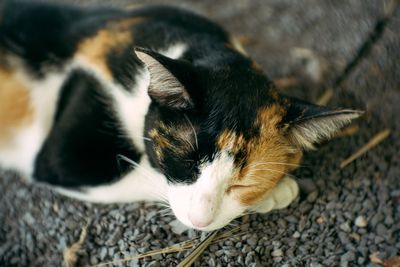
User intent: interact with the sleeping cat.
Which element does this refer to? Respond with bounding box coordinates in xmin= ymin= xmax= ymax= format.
xmin=0 ymin=1 xmax=361 ymax=231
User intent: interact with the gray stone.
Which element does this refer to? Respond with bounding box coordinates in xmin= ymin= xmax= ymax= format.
xmin=307 ymin=191 xmax=319 ymax=203
xmin=292 ymin=231 xmax=301 ymax=238
xmin=341 ymin=251 xmax=356 ymax=263
xmin=100 ymin=247 xmax=107 ymax=260
xmin=271 ymin=249 xmax=283 ymax=257
xmin=376 ymin=223 xmax=388 ymax=237
xmin=340 ymin=222 xmax=352 ymax=233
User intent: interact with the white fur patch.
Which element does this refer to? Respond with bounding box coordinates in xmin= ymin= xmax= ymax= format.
xmin=111 ymin=70 xmax=151 ymax=152
xmin=72 ymin=56 xmax=153 ymax=152
xmin=168 ymin=152 xmax=246 ymax=230
xmin=56 ymin=156 xmax=168 ymax=203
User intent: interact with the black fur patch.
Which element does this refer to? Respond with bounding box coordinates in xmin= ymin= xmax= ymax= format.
xmin=34 ymin=70 xmax=140 ymax=187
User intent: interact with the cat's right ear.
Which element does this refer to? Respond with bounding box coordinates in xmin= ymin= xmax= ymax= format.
xmin=134 ymin=48 xmax=195 ymax=110
xmin=280 ymin=97 xmax=363 ymax=150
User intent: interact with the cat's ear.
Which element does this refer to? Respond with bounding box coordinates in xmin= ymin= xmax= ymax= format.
xmin=280 ymin=97 xmax=363 ymax=150
xmin=134 ymin=47 xmax=195 ymax=110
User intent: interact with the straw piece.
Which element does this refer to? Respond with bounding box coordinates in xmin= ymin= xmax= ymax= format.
xmin=64 ymin=225 xmax=88 ymax=267
xmin=274 ymin=77 xmax=299 ymax=89
xmin=177 ymin=231 xmax=219 ymax=267
xmin=93 ymin=225 xmax=247 ymax=267
xmin=316 ymin=88 xmax=334 ymax=106
xmin=340 ymin=129 xmax=390 ymax=169
xmin=335 ymin=125 xmax=360 ymax=137
xmin=93 ymin=239 xmax=196 ymax=267
xmin=236 ymin=35 xmax=254 ymax=46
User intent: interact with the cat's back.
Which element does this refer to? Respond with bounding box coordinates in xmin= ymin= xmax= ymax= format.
xmin=0 ymin=2 xmax=230 ymax=66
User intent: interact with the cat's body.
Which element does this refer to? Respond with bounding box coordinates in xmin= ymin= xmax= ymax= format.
xmin=0 ymin=1 xmax=361 ymax=230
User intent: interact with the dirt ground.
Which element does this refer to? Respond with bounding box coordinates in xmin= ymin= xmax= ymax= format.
xmin=0 ymin=0 xmax=399 ymax=266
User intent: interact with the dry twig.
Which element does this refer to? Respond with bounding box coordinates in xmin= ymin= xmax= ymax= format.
xmin=316 ymin=88 xmax=334 ymax=106
xmin=335 ymin=125 xmax=360 ymax=138
xmin=93 ymin=225 xmax=246 ymax=267
xmin=177 ymin=231 xmax=219 ymax=267
xmin=274 ymin=77 xmax=299 ymax=89
xmin=340 ymin=129 xmax=390 ymax=168
xmin=64 ymin=225 xmax=89 ymax=267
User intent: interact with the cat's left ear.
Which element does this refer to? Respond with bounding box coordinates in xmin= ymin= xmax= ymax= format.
xmin=280 ymin=97 xmax=363 ymax=150
xmin=134 ymin=47 xmax=196 ymax=110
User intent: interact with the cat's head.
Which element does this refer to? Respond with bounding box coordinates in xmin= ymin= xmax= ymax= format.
xmin=136 ymin=48 xmax=362 ymax=231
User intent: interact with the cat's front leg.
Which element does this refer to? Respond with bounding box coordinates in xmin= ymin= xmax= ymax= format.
xmin=55 ymin=156 xmax=168 ymax=204
xmin=249 ymin=176 xmax=299 ymax=213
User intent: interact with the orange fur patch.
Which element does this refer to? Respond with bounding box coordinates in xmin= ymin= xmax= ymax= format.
xmin=149 ymin=128 xmax=168 ymax=161
xmin=76 ymin=17 xmax=143 ymax=79
xmin=218 ymin=105 xmax=302 ymax=205
xmin=0 ymin=67 xmax=33 ymax=145
xmin=149 ymin=122 xmax=195 ymax=160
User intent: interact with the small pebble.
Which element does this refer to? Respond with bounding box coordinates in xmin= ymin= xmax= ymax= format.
xmin=341 ymin=251 xmax=356 ymax=264
xmin=316 ymin=216 xmax=326 ymax=224
xmin=355 ymin=216 xmax=368 ymax=228
xmin=307 ymin=191 xmax=319 ymax=203
xmin=340 ymin=222 xmax=352 ymax=233
xmin=376 ymin=223 xmax=388 ymax=237
xmin=292 ymin=231 xmax=301 ymax=238
xmin=169 ymin=220 xmax=188 ymax=235
xmin=100 ymin=247 xmax=107 ymax=260
xmin=271 ymin=249 xmax=283 ymax=257
xmin=247 ymin=236 xmax=258 ymax=246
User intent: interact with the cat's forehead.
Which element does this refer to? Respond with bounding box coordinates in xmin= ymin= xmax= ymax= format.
xmin=217 ymin=104 xmax=286 ymax=149
xmin=151 ymin=104 xmax=286 ymax=155
xmin=149 ymin=119 xmax=196 ymax=157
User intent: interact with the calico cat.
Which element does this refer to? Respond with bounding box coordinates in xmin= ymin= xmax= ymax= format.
xmin=0 ymin=1 xmax=361 ymax=231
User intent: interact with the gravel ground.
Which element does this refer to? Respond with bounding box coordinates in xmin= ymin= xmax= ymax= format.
xmin=1 ymin=0 xmax=399 ymax=266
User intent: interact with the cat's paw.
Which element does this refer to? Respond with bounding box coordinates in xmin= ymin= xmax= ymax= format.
xmin=250 ymin=176 xmax=299 ymax=213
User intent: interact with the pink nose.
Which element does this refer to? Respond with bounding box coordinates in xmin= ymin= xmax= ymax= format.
xmin=188 ymin=214 xmax=212 ymax=228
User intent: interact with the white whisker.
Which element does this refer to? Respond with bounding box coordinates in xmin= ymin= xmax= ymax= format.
xmin=142 ymin=136 xmax=152 ymax=142
xmin=247 ymin=170 xmax=299 ymax=181
xmin=184 ymin=138 xmax=195 ymax=152
xmin=244 ymin=161 xmax=302 ymax=171
xmin=116 ymin=154 xmax=169 ymax=202
xmin=184 ymin=114 xmax=198 ymax=149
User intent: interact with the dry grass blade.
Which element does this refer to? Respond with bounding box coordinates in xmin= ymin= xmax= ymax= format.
xmin=274 ymin=77 xmax=299 ymax=89
xmin=92 ymin=239 xmax=196 ymax=267
xmin=64 ymin=225 xmax=88 ymax=267
xmin=384 ymin=0 xmax=399 ymax=17
xmin=213 ymin=225 xmax=244 ymax=242
xmin=177 ymin=231 xmax=219 ymax=267
xmin=340 ymin=129 xmax=390 ymax=168
xmin=370 ymin=252 xmax=383 ymax=264
xmin=92 ymin=225 xmax=247 ymax=267
xmin=335 ymin=125 xmax=360 ymax=138
xmin=236 ymin=35 xmax=255 ymax=46
xmin=316 ymin=88 xmax=334 ymax=106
